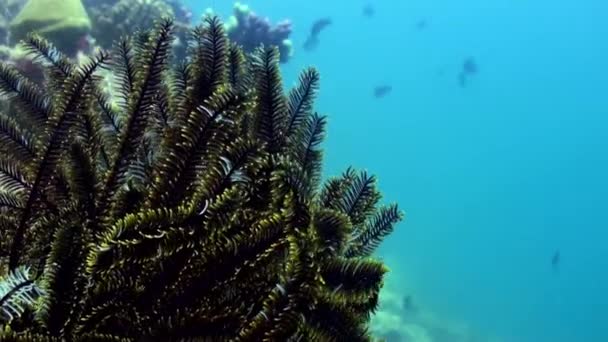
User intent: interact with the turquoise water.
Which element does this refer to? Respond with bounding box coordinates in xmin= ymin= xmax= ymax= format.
xmin=191 ymin=1 xmax=608 ymax=341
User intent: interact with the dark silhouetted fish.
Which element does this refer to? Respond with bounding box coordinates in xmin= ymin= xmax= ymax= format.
xmin=402 ymin=295 xmax=418 ymax=314
xmin=463 ymin=57 xmax=478 ymax=74
xmin=303 ymin=36 xmax=319 ymax=51
xmin=310 ymin=17 xmax=332 ymax=37
xmin=416 ymin=19 xmax=428 ymax=30
xmin=363 ymin=4 xmax=375 ymax=18
xmin=458 ymin=56 xmax=478 ymax=87
xmin=552 ymin=250 xmax=560 ymax=273
xmin=303 ymin=17 xmax=332 ymax=51
xmin=403 ymin=295 xmax=413 ymax=310
xmin=373 ymin=85 xmax=392 ymax=98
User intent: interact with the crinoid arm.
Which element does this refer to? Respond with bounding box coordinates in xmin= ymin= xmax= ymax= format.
xmin=0 ymin=15 xmax=403 ymax=341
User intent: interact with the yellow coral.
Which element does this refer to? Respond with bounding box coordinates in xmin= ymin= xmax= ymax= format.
xmin=9 ymin=0 xmax=91 ymax=54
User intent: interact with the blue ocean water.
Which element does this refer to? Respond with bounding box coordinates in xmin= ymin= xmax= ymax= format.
xmin=189 ymin=1 xmax=608 ymax=341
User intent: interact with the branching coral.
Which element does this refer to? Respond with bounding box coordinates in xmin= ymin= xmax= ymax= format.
xmin=0 ymin=16 xmax=402 ymax=340
xmin=219 ymin=2 xmax=294 ymax=64
xmin=86 ymin=0 xmax=191 ymax=60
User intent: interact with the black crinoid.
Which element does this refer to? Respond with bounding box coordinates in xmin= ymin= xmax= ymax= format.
xmin=0 ymin=16 xmax=403 ymax=341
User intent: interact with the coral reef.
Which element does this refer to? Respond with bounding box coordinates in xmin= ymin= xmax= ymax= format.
xmin=217 ymin=2 xmax=294 ymax=64
xmin=0 ymin=16 xmax=402 ymax=340
xmin=83 ymin=0 xmax=192 ymax=23
xmin=0 ymin=0 xmax=26 ymax=46
xmin=369 ymin=261 xmax=502 ymax=342
xmin=163 ymin=0 xmax=193 ymax=23
xmin=0 ymin=11 xmax=8 ymax=47
xmin=8 ymin=0 xmax=91 ymax=56
xmin=85 ymin=0 xmax=191 ymax=60
xmin=3 ymin=1 xmax=296 ymax=65
xmin=0 ymin=44 xmax=44 ymax=84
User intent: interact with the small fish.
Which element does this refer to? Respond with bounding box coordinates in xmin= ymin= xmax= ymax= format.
xmin=363 ymin=4 xmax=375 ymax=18
xmin=402 ymin=294 xmax=418 ymax=314
xmin=373 ymin=85 xmax=392 ymax=98
xmin=310 ymin=17 xmax=332 ymax=37
xmin=415 ymin=19 xmax=428 ymax=30
xmin=303 ymin=17 xmax=332 ymax=51
xmin=462 ymin=57 xmax=478 ymax=74
xmin=552 ymin=250 xmax=560 ymax=273
xmin=402 ymin=295 xmax=413 ymax=310
xmin=458 ymin=56 xmax=478 ymax=88
xmin=303 ymin=36 xmax=319 ymax=51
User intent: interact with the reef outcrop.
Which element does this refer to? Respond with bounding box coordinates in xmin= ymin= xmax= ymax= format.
xmin=9 ymin=0 xmax=91 ymax=56
xmin=2 ymin=1 xmax=297 ymax=65
xmin=211 ymin=2 xmax=294 ymax=63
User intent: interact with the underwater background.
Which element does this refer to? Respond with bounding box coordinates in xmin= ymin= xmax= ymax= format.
xmin=0 ymin=0 xmax=605 ymax=340
xmin=193 ymin=1 xmax=608 ymax=341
